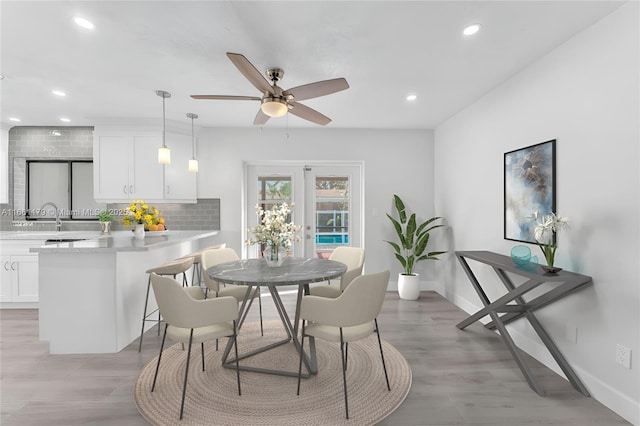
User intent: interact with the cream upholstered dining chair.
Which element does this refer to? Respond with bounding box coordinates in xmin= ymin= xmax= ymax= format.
xmin=138 ymin=256 xmax=195 ymax=352
xmin=201 ymin=248 xmax=263 ymax=336
xmin=309 ymin=246 xmax=365 ymax=298
xmin=296 ymin=269 xmax=391 ymax=420
xmin=150 ymin=273 xmax=241 ymax=420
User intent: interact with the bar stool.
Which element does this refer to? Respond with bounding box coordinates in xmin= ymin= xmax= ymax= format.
xmin=181 ymin=243 xmax=226 ymax=287
xmin=138 ymin=256 xmax=195 ymax=352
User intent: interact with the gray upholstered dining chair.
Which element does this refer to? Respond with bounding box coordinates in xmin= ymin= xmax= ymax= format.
xmin=297 ymin=269 xmax=391 ymax=420
xmin=201 ymin=247 xmax=263 ymax=336
xmin=309 ymin=246 xmax=365 ymax=298
xmin=150 ymin=273 xmax=241 ymax=420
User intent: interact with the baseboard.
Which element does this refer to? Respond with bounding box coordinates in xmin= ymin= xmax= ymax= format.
xmin=387 ymin=278 xmax=440 ymax=292
xmin=437 ymin=289 xmax=640 ymax=426
xmin=1 ymin=302 xmax=39 ymax=309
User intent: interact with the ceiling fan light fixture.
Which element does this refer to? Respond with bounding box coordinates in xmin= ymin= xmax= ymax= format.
xmin=261 ymin=97 xmax=288 ymax=117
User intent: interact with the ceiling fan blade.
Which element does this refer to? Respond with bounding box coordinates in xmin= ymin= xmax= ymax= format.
xmin=191 ymin=95 xmax=261 ymax=101
xmin=253 ymin=109 xmax=270 ymax=126
xmin=226 ymin=52 xmax=275 ymax=95
xmin=288 ymin=102 xmax=331 ymax=126
xmin=283 ymin=78 xmax=349 ymax=101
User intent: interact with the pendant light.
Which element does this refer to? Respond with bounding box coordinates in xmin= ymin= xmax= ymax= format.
xmin=186 ymin=113 xmax=199 ymax=173
xmin=156 ymin=90 xmax=171 ymax=164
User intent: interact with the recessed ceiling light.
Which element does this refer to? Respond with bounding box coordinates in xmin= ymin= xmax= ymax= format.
xmin=73 ymin=16 xmax=94 ymax=30
xmin=9 ymin=117 xmax=21 ymax=122
xmin=463 ymin=24 xmax=481 ymax=36
xmin=52 ymin=90 xmax=66 ymax=97
xmin=60 ymin=117 xmax=71 ymax=122
xmin=406 ymin=94 xmax=417 ymax=101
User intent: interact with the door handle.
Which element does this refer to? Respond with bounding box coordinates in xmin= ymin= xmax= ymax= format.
xmin=166 ymin=185 xmax=170 ymax=194
xmin=123 ymin=185 xmax=127 ymax=194
xmin=10 ymin=262 xmax=16 ymax=271
xmin=3 ymin=261 xmax=9 ymax=271
xmin=130 ymin=185 xmax=134 ymax=194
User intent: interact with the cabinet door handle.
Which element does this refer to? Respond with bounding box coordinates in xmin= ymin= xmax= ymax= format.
xmin=10 ymin=262 xmax=16 ymax=271
xmin=123 ymin=185 xmax=127 ymax=194
xmin=130 ymin=185 xmax=134 ymax=194
xmin=3 ymin=261 xmax=9 ymax=271
xmin=166 ymin=185 xmax=170 ymax=194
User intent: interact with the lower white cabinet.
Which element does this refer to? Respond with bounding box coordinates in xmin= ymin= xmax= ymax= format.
xmin=1 ymin=253 xmax=39 ymax=303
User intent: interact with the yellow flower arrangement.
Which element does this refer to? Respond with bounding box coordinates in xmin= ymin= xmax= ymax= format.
xmin=123 ymin=199 xmax=161 ymax=228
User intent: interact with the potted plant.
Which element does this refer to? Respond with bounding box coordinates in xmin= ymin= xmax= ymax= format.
xmin=97 ymin=210 xmax=114 ymax=234
xmin=385 ymin=194 xmax=445 ymax=300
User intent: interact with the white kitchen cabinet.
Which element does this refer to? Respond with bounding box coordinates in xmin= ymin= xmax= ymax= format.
xmin=1 ymin=241 xmax=41 ymax=305
xmin=94 ymin=134 xmax=164 ymax=202
xmin=93 ymin=128 xmax=196 ymax=203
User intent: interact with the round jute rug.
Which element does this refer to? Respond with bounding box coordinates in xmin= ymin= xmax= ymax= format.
xmin=135 ymin=320 xmax=412 ymax=425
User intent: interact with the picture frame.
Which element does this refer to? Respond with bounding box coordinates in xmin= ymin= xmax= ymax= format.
xmin=504 ymin=139 xmax=556 ymax=243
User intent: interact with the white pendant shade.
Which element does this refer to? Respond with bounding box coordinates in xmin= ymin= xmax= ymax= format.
xmin=156 ymin=90 xmax=171 ymax=165
xmin=188 ymin=158 xmax=199 ymax=173
xmin=158 ymin=146 xmax=171 ymax=164
xmin=186 ymin=112 xmax=199 ymax=173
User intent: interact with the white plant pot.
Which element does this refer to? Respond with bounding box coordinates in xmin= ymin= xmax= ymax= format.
xmin=398 ymin=273 xmax=420 ymax=300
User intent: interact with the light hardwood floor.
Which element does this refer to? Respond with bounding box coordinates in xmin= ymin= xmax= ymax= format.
xmin=1 ymin=291 xmax=630 ymax=425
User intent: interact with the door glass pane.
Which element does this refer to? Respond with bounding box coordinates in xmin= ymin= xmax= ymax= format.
xmin=314 ymin=176 xmax=349 ymax=259
xmin=254 ymin=176 xmax=294 ymax=258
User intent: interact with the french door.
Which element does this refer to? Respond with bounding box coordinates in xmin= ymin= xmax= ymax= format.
xmin=245 ymin=163 xmax=362 ymax=259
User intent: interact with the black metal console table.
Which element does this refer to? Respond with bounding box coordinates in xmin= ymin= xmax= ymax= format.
xmin=455 ymin=250 xmax=593 ymax=397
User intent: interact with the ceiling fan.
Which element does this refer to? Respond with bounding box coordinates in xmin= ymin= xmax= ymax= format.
xmin=191 ymin=52 xmax=349 ymax=126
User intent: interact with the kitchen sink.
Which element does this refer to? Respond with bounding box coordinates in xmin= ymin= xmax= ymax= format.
xmin=44 ymin=238 xmax=87 ymax=245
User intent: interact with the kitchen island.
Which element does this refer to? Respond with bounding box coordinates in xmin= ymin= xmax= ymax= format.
xmin=30 ymin=230 xmax=219 ymax=354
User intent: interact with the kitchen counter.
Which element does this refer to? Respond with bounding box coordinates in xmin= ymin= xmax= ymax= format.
xmin=28 ymin=230 xmax=218 ymax=253
xmin=35 ymin=230 xmax=220 ymax=354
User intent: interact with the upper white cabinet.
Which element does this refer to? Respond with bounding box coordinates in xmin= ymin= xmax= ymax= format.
xmin=93 ymin=127 xmax=196 ymax=203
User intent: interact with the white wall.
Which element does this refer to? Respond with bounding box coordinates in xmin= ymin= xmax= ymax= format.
xmin=434 ymin=3 xmax=639 ymax=424
xmin=195 ymin=127 xmax=439 ymax=287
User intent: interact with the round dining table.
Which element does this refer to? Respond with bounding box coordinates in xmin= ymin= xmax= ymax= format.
xmin=207 ymin=257 xmax=347 ymax=377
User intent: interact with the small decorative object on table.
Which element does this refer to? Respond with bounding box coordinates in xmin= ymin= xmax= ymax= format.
xmin=510 ymin=245 xmax=531 ymax=267
xmin=247 ymin=202 xmax=302 ymax=267
xmin=97 ymin=210 xmax=114 ymax=234
xmin=123 ymin=200 xmax=163 ymax=240
xmin=530 ymin=211 xmax=569 ymax=273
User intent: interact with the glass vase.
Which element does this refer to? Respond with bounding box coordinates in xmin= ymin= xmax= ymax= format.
xmin=264 ymin=246 xmax=286 ymax=267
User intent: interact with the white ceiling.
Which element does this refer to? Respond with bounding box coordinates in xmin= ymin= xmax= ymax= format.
xmin=0 ymin=1 xmax=624 ymax=130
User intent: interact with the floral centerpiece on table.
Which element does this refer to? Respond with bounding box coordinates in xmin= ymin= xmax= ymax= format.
xmin=246 ymin=203 xmax=302 ymax=265
xmin=122 ymin=199 xmax=163 ymax=230
xmin=530 ymin=211 xmax=569 ymax=272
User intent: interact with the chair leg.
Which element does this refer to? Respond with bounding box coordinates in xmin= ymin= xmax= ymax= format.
xmin=201 ymin=342 xmax=205 ymax=371
xmin=297 ymin=320 xmax=306 ymax=395
xmin=151 ymin=324 xmax=168 ymax=392
xmin=344 ymin=342 xmax=349 ymax=371
xmin=339 ymin=327 xmax=349 ymax=419
xmin=258 ymin=288 xmax=264 ymax=336
xmin=179 ymin=329 xmax=195 ymax=420
xmin=375 ymin=318 xmax=391 ymax=391
xmin=233 ymin=320 xmax=241 ymax=396
xmin=138 ymin=275 xmax=152 ymax=352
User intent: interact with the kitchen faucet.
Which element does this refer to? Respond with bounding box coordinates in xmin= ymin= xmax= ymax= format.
xmin=40 ymin=201 xmax=61 ymax=232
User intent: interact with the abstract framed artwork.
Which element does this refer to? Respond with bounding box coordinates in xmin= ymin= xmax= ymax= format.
xmin=504 ymin=139 xmax=556 ymax=243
